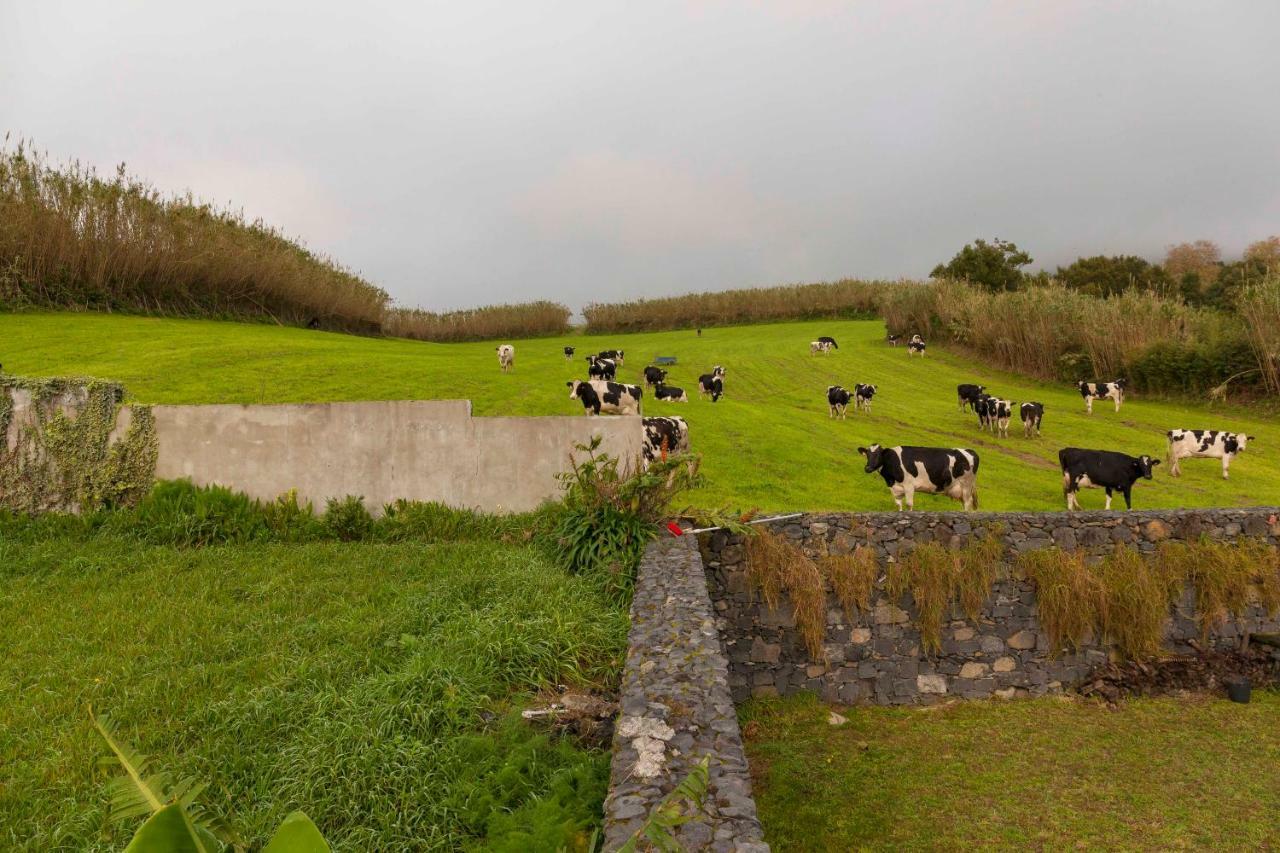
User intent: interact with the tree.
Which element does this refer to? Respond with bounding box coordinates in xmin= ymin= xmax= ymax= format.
xmin=1244 ymin=236 xmax=1280 ymax=271
xmin=1163 ymin=240 xmax=1222 ymax=287
xmin=930 ymin=238 xmax=1033 ymax=292
xmin=1055 ymin=255 xmax=1165 ymax=297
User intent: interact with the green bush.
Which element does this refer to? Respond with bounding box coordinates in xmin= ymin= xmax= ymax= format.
xmin=109 ymin=480 xmax=270 ymax=547
xmin=322 ymin=495 xmax=375 ymax=542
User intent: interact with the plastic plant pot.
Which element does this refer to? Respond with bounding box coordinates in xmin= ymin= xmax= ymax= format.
xmin=1225 ymin=677 xmax=1251 ymax=704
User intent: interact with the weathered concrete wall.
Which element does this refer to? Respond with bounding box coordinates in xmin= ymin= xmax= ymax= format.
xmin=604 ymin=536 xmax=769 ymax=852
xmin=702 ymin=509 xmax=1280 ymax=706
xmin=145 ymin=400 xmax=644 ymax=513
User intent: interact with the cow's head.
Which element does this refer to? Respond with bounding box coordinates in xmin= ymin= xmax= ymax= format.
xmin=1115 ymin=379 xmax=1128 ymax=389
xmin=862 ymin=384 xmax=877 ymax=397
xmin=1076 ymin=381 xmax=1089 ymax=392
xmin=566 ymin=379 xmax=583 ymax=399
xmin=1134 ymin=455 xmax=1160 ymax=479
xmin=858 ymin=444 xmax=884 ymax=474
xmin=828 ymin=385 xmax=840 ymax=394
xmin=1227 ymin=434 xmax=1254 ymax=454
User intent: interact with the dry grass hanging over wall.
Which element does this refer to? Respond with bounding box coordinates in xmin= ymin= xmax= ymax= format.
xmin=746 ymin=532 xmax=828 ymax=659
xmin=582 ymin=278 xmax=891 ymax=333
xmin=0 ymin=142 xmax=389 ymax=332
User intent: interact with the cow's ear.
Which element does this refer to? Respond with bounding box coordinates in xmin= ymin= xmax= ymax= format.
xmin=857 ymin=447 xmax=868 ymax=456
xmin=1151 ymin=459 xmax=1161 ymax=466
xmin=1248 ymin=436 xmax=1256 ymax=441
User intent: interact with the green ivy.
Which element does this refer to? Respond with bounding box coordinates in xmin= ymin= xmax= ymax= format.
xmin=0 ymin=374 xmax=156 ymax=513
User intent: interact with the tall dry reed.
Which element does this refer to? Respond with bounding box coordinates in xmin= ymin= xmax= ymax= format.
xmin=1239 ymin=276 xmax=1280 ymax=393
xmin=0 ymin=140 xmax=388 ymax=331
xmin=582 ymin=278 xmax=895 ymax=333
xmin=384 ymin=301 xmax=571 ymax=342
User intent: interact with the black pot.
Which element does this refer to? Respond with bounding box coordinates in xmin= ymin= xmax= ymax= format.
xmin=1225 ymin=678 xmax=1251 ymax=704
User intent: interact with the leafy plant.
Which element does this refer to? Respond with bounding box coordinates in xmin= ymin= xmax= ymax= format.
xmin=322 ymin=495 xmax=374 ymax=542
xmin=617 ymin=756 xmax=711 ymax=853
xmin=92 ymin=709 xmax=330 ymax=852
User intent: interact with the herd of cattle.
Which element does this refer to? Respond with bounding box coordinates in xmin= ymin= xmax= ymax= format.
xmin=495 ymin=333 xmax=1256 ymax=511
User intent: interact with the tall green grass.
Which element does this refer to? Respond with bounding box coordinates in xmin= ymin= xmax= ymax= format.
xmin=0 ymin=537 xmax=627 ymax=851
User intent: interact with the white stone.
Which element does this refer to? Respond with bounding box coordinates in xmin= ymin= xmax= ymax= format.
xmin=959 ymin=662 xmax=990 ymax=679
xmin=992 ymin=656 xmax=1017 ymax=673
xmin=850 ymin=628 xmax=872 ymax=644
xmin=952 ymin=626 xmax=975 ymax=641
xmin=1007 ymin=630 xmax=1037 ymax=650
xmin=828 ymin=711 xmax=848 ymax=726
xmin=617 ymin=715 xmax=675 ymax=741
xmin=917 ymin=674 xmax=948 ymax=694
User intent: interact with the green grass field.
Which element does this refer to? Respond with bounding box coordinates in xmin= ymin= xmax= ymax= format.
xmin=0 ymin=536 xmax=626 ymax=851
xmin=742 ymin=692 xmax=1280 ymax=850
xmin=5 ymin=312 xmax=1277 ymax=512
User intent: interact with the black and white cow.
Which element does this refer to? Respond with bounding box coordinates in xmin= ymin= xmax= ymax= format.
xmin=817 ymin=336 xmax=839 ymax=350
xmin=566 ymin=379 xmax=642 ymax=416
xmin=957 ymin=384 xmax=986 ymax=412
xmin=643 ymin=365 xmax=668 ymax=387
xmin=1077 ymin=379 xmax=1126 ymax=414
xmin=827 ymin=385 xmax=853 ymax=419
xmin=908 ymin=340 xmax=926 ymax=357
xmin=496 ymin=344 xmax=515 ymax=372
xmin=858 ymin=444 xmax=980 ymax=511
xmin=653 ymin=383 xmax=688 ymax=403
xmin=1166 ymin=430 xmax=1254 ymax=479
xmin=887 ymin=334 xmax=901 ymax=346
xmin=563 ymin=346 xmax=576 ymax=360
xmin=854 ymin=383 xmax=876 ymax=413
xmin=698 ymin=366 xmax=726 ymax=402
xmin=1020 ymin=402 xmax=1044 ymax=438
xmin=974 ymin=394 xmax=995 ymax=431
xmin=1059 ymin=447 xmax=1158 ymax=511
xmin=642 ymin=416 xmax=690 ymax=467
xmin=597 ymin=349 xmax=625 ymax=364
xmin=987 ymin=398 xmax=1016 ymax=437
xmin=910 ymin=334 xmax=923 ymax=344
xmin=587 ymin=355 xmax=617 ymax=381
xmin=810 ymin=340 xmax=833 ymax=355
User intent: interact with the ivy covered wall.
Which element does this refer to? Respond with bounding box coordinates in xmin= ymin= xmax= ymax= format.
xmin=0 ymin=375 xmax=156 ymax=513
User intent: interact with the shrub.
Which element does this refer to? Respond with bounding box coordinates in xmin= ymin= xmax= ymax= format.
xmin=551 ymin=437 xmax=700 ymax=602
xmin=323 ymin=495 xmax=375 ymax=542
xmin=110 ymin=479 xmax=270 ymax=547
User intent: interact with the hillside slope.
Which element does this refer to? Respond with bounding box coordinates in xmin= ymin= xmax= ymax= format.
xmin=4 ymin=313 xmax=1278 ymax=512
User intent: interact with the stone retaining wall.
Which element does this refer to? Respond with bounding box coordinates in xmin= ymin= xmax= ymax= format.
xmin=700 ymin=508 xmax=1280 ymax=706
xmin=603 ymin=535 xmax=768 ymax=852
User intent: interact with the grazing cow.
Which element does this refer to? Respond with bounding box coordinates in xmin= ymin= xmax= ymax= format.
xmin=1166 ymin=430 xmax=1254 ymax=479
xmin=1077 ymin=379 xmax=1126 ymax=414
xmin=887 ymin=334 xmax=901 ymax=346
xmin=1021 ymin=402 xmax=1044 ymax=438
xmin=587 ymin=356 xmax=617 ymax=380
xmin=854 ymin=383 xmax=877 ymax=413
xmin=910 ymin=334 xmax=923 ymax=344
xmin=827 ymin=385 xmax=853 ymax=419
xmin=698 ymin=366 xmax=726 ymax=402
xmin=858 ymin=444 xmax=980 ymax=511
xmin=957 ymin=384 xmax=986 ymax=412
xmin=563 ymin=346 xmax=576 ymax=360
xmin=1059 ymin=447 xmax=1159 ymax=510
xmin=496 ymin=344 xmax=515 ymax=372
xmin=643 ymin=365 xmax=668 ymax=387
xmin=306 ymin=317 xmax=321 ymax=330
xmin=988 ymin=398 xmax=1016 ymax=437
xmin=653 ymin=383 xmax=688 ymax=403
xmin=908 ymin=341 xmax=926 ymax=356
xmin=817 ymin=336 xmax=839 ymax=350
xmin=597 ymin=349 xmax=625 ymax=364
xmin=810 ymin=340 xmax=833 ymax=355
xmin=566 ymin=379 xmax=642 ymax=416
xmin=642 ymin=416 xmax=690 ymax=467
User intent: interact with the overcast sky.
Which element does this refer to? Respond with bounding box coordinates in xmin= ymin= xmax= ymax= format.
xmin=4 ymin=1 xmax=1278 ymax=311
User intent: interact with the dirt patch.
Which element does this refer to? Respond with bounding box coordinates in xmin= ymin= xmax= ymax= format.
xmin=1077 ymin=645 xmax=1280 ymax=706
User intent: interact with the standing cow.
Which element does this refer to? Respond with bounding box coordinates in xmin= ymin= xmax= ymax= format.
xmin=957 ymin=384 xmax=986 ymax=412
xmin=858 ymin=444 xmax=980 ymax=511
xmin=643 ymin=366 xmax=668 ymax=387
xmin=854 ymin=383 xmax=877 ymax=413
xmin=817 ymin=336 xmax=839 ymax=350
xmin=1166 ymin=430 xmax=1254 ymax=479
xmin=563 ymin=346 xmax=576 ymax=360
xmin=698 ymin=366 xmax=726 ymax=402
xmin=1059 ymin=447 xmax=1158 ymax=510
xmin=587 ymin=356 xmax=617 ymax=381
xmin=567 ymin=379 xmax=642 ymax=416
xmin=908 ymin=340 xmax=926 ymax=357
xmin=827 ymin=385 xmax=853 ymax=419
xmin=1021 ymin=402 xmax=1044 ymax=438
xmin=641 ymin=416 xmax=690 ymax=467
xmin=810 ymin=340 xmax=833 ymax=355
xmin=1077 ymin=379 xmax=1126 ymax=414
xmin=496 ymin=344 xmax=515 ymax=372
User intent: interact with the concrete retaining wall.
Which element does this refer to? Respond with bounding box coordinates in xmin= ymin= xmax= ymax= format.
xmin=144 ymin=400 xmax=644 ymax=513
xmin=701 ymin=509 xmax=1280 ymax=706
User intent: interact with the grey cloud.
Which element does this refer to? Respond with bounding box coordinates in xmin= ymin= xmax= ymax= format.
xmin=4 ymin=1 xmax=1278 ymax=310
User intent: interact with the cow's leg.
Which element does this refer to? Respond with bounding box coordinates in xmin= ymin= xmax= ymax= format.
xmin=1222 ymin=454 xmax=1231 ymax=479
xmin=1114 ymin=393 xmax=1122 ymax=412
xmin=1169 ymin=452 xmax=1181 ymax=477
xmin=1085 ymin=397 xmax=1093 ymax=414
xmin=1104 ymin=489 xmax=1113 ymax=510
xmin=1122 ymin=488 xmax=1132 ymax=509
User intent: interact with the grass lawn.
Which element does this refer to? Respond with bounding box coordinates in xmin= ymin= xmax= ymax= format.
xmin=4 ymin=312 xmax=1278 ymax=512
xmin=0 ymin=536 xmax=627 ymax=851
xmin=742 ymin=692 xmax=1280 ymax=850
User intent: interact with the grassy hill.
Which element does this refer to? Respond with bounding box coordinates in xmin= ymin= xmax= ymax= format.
xmin=4 ymin=312 xmax=1278 ymax=512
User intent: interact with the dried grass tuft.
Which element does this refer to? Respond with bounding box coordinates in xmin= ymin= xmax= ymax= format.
xmin=746 ymin=532 xmax=827 ymax=660
xmin=820 ymin=545 xmax=878 ymax=619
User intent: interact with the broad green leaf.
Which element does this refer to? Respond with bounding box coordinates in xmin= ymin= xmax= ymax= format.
xmin=123 ymin=803 xmax=220 ymax=853
xmin=263 ymin=811 xmax=331 ymax=853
